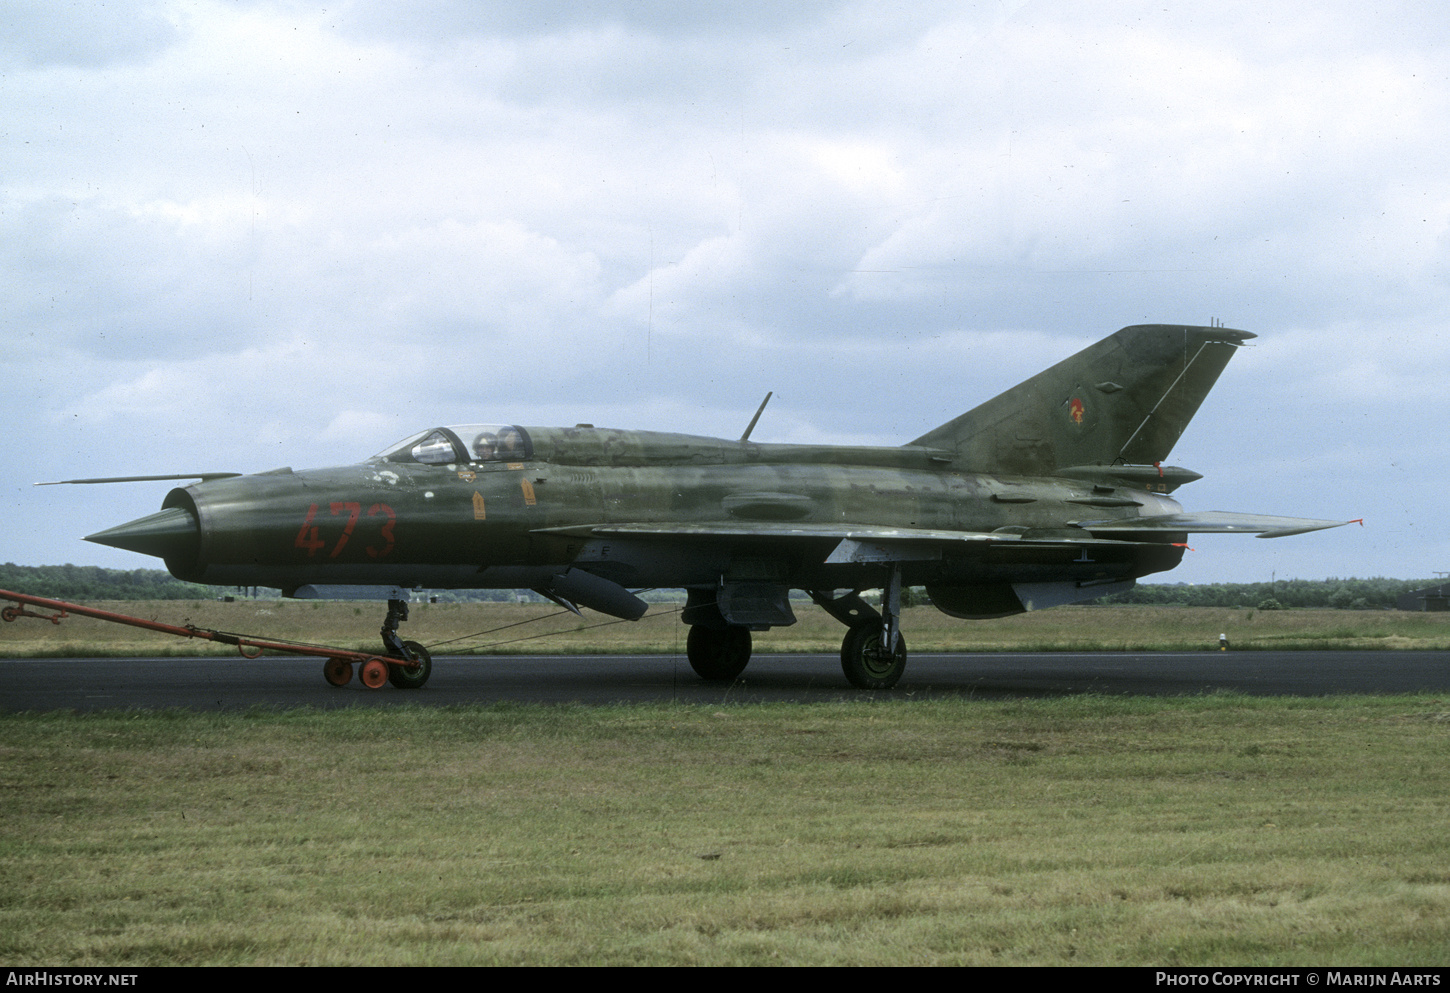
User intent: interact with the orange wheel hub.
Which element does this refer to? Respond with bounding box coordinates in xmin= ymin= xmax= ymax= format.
xmin=360 ymin=658 xmax=390 ymax=689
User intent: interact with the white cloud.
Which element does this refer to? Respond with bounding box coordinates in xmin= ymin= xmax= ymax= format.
xmin=0 ymin=0 xmax=179 ymax=68
xmin=3 ymin=0 xmax=1449 ymax=581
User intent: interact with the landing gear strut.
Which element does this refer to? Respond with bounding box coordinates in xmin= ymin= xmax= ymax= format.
xmin=812 ymin=564 xmax=909 ymax=690
xmin=380 ymin=598 xmax=410 ymax=656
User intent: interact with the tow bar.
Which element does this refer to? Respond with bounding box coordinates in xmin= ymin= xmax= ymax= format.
xmin=0 ymin=589 xmax=430 ymax=689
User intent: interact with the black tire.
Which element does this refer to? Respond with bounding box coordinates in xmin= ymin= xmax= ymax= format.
xmin=841 ymin=621 xmax=906 ymax=690
xmin=388 ymin=640 xmax=433 ymax=689
xmin=686 ymin=625 xmax=752 ymax=682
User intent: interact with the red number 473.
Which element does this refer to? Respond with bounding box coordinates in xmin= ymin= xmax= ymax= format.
xmin=295 ymin=502 xmax=395 ymax=559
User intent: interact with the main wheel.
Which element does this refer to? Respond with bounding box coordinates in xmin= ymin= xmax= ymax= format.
xmin=388 ymin=640 xmax=433 ymax=689
xmin=841 ymin=621 xmax=907 ymax=690
xmin=323 ymin=659 xmax=353 ymax=687
xmin=686 ymin=625 xmax=752 ymax=682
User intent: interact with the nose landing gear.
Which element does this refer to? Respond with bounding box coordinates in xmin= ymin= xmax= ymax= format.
xmin=377 ymin=597 xmax=432 ymax=689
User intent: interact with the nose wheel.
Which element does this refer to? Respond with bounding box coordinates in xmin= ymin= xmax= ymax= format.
xmin=388 ymin=640 xmax=433 ymax=689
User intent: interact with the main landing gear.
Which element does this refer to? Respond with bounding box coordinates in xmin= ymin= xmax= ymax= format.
xmin=812 ymin=574 xmax=908 ymax=691
xmin=681 ymin=590 xmax=754 ymax=682
xmin=685 ymin=624 xmax=753 ymax=681
xmin=839 ymin=620 xmax=907 ymax=691
xmin=680 ymin=568 xmax=911 ymax=690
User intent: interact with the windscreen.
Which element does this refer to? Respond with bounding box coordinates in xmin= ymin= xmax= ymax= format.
xmin=372 ymin=425 xmax=531 ymax=465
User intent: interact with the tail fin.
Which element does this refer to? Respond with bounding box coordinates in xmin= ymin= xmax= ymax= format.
xmin=910 ymin=324 xmax=1254 ymax=474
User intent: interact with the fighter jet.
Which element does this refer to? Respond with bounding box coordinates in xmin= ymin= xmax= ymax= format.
xmin=72 ymin=323 xmax=1350 ymax=689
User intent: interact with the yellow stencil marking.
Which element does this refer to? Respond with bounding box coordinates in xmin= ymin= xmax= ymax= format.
xmin=472 ymin=491 xmax=486 ymax=520
xmin=520 ymin=478 xmax=537 ymax=506
xmin=458 ymin=470 xmax=476 ymax=483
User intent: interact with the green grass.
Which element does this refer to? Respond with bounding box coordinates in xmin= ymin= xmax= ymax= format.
xmin=2 ymin=696 xmax=1448 ymax=965
xmin=4 ymin=600 xmax=1450 ymax=657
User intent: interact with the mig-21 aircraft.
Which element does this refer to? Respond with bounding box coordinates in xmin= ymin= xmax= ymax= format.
xmin=67 ymin=323 xmax=1352 ymax=690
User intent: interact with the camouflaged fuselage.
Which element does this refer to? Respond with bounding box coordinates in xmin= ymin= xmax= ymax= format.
xmin=153 ymin=425 xmax=1187 ymax=594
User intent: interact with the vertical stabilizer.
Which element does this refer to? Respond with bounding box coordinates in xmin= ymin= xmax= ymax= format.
xmin=910 ymin=324 xmax=1254 ymax=473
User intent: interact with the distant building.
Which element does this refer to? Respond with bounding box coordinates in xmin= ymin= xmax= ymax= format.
xmin=1396 ymin=584 xmax=1450 ymax=612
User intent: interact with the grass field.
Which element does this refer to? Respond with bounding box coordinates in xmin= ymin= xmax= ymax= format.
xmin=4 ymin=598 xmax=1450 ymax=657
xmin=2 ymin=696 xmax=1447 ymax=966
xmin=4 ymin=599 xmax=1447 ymax=965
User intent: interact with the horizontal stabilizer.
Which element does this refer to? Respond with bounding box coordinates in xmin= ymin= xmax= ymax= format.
xmin=1078 ymin=511 xmax=1354 ymax=538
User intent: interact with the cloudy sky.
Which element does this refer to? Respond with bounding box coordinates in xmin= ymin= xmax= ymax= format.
xmin=3 ymin=0 xmax=1447 ymax=585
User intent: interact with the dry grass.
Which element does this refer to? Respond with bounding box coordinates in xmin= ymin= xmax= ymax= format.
xmin=2 ymin=696 xmax=1448 ymax=965
xmin=3 ymin=598 xmax=1450 ymax=657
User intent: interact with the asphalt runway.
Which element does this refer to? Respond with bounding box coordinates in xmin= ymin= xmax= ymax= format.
xmin=1 ymin=650 xmax=1446 ymax=711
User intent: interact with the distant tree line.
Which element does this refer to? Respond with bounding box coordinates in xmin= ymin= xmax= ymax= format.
xmin=0 ymin=563 xmax=222 ymax=601
xmin=0 ymin=563 xmax=1438 ymax=610
xmin=1094 ymin=577 xmax=1435 ymax=610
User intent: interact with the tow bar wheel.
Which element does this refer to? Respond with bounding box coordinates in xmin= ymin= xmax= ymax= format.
xmin=323 ymin=659 xmax=354 ymax=686
xmin=359 ymin=658 xmax=391 ymax=689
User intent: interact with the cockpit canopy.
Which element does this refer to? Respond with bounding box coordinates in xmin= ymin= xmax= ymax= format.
xmin=372 ymin=425 xmax=532 ymax=466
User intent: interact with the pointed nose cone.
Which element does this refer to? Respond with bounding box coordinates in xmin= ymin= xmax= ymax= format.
xmin=85 ymin=507 xmax=199 ymax=560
